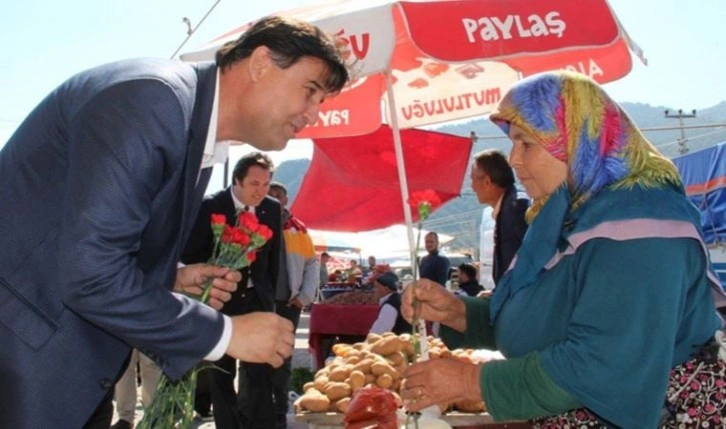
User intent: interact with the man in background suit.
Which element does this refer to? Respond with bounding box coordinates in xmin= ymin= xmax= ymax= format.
xmin=0 ymin=16 xmax=349 ymax=429
xmin=182 ymin=152 xmax=283 ymax=429
xmin=470 ymin=149 xmax=529 ymax=285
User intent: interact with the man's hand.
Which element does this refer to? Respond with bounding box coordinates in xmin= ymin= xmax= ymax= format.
xmin=288 ymin=296 xmax=304 ymax=310
xmin=174 ymin=264 xmax=240 ymax=310
xmin=226 ymin=313 xmax=295 ymax=367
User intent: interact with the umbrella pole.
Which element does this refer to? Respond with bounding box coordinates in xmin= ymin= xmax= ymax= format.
xmin=384 ymin=71 xmax=417 ymax=265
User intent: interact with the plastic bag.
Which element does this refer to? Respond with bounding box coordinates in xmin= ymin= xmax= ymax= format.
xmin=343 ymin=386 xmax=398 ymax=429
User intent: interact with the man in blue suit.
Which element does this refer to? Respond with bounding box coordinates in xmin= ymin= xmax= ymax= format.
xmin=0 ymin=16 xmax=349 ymax=428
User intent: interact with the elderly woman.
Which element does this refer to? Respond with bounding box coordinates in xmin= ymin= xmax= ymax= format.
xmin=401 ymin=72 xmax=726 ymax=427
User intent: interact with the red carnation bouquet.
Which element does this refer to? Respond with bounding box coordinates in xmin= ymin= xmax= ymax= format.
xmin=138 ymin=210 xmax=272 ymax=429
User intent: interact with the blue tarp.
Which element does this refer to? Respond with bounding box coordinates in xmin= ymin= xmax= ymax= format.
xmin=672 ymin=142 xmax=726 ymax=246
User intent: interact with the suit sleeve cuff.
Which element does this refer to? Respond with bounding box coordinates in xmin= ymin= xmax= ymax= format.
xmin=204 ymin=314 xmax=231 ymax=361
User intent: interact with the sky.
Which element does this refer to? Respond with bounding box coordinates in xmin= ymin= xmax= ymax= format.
xmin=2 ymin=0 xmax=724 ymax=178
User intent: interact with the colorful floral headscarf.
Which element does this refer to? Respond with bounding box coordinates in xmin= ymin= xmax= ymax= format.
xmin=489 ymin=71 xmax=681 ymax=220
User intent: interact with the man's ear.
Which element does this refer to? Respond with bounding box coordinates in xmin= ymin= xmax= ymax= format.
xmin=248 ymin=46 xmax=272 ymax=82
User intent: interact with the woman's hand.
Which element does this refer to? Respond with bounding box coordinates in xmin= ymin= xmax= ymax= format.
xmin=401 ymin=278 xmax=467 ymax=332
xmin=174 ymin=264 xmax=240 ymax=310
xmin=401 ymin=359 xmax=483 ymax=412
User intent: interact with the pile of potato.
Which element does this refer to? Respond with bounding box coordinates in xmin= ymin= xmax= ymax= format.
xmin=294 ymin=332 xmax=486 ymax=414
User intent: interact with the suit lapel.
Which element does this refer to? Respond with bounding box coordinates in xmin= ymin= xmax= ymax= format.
xmin=179 ymin=64 xmax=217 ymax=243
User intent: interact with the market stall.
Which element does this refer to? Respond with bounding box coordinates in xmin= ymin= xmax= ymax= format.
xmin=308 ymin=303 xmax=379 ymax=370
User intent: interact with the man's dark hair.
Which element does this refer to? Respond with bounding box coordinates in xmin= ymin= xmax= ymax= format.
xmin=232 ymin=152 xmax=275 ymax=182
xmin=474 ymin=149 xmax=515 ymax=188
xmin=458 ymin=263 xmax=477 ymax=280
xmin=269 ymin=181 xmax=288 ymax=195
xmin=321 ymin=252 xmax=330 ymax=257
xmin=216 ymin=16 xmax=349 ymax=94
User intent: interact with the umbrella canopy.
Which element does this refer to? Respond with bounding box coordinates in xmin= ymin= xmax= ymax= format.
xmin=182 ymin=0 xmax=645 ymax=138
xmin=290 ymin=125 xmax=472 ymax=231
xmin=181 ymin=0 xmax=643 ymax=252
xmin=309 ymin=230 xmax=362 ymax=253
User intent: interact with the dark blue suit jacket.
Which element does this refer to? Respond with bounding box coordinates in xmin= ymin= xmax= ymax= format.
xmin=181 ymin=189 xmax=284 ymax=313
xmin=492 ymin=185 xmax=530 ymax=284
xmin=0 ymin=58 xmax=225 ymax=428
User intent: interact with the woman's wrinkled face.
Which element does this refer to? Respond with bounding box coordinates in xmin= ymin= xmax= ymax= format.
xmin=507 ymin=124 xmax=568 ymax=200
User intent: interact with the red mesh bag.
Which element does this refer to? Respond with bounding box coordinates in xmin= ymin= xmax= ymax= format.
xmin=343 ymin=386 xmax=398 ymax=429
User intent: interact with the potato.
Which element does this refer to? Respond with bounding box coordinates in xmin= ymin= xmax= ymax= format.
xmin=385 ymin=351 xmax=406 ymax=366
xmin=348 ymin=370 xmax=365 ymax=391
xmin=370 ymin=336 xmax=402 ymax=356
xmin=324 ymin=381 xmax=352 ymax=401
xmin=352 ymin=358 xmax=374 ymax=374
xmin=366 ymin=333 xmax=382 ymax=344
xmin=376 ymin=373 xmax=393 ymax=389
xmin=345 ymin=355 xmax=361 ymax=365
xmin=335 ymin=397 xmax=351 ymax=413
xmin=302 ymin=381 xmax=315 ymax=393
xmin=332 ymin=343 xmax=352 ymax=356
xmin=371 ymin=361 xmax=399 ymax=379
xmin=296 ymin=390 xmax=330 ymax=413
xmin=328 ymin=364 xmax=353 ymax=382
xmin=313 ymin=375 xmax=329 ymax=392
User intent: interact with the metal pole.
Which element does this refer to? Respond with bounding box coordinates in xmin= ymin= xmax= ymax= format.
xmin=664 ymin=109 xmax=697 ymax=154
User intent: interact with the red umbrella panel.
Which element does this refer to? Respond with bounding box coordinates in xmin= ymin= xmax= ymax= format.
xmin=182 ymin=0 xmax=645 ymax=138
xmin=290 ymin=125 xmax=472 ymax=231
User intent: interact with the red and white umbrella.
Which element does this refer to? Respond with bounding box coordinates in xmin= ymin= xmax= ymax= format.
xmin=182 ymin=0 xmax=645 ymax=138
xmin=181 ymin=0 xmax=645 ymax=246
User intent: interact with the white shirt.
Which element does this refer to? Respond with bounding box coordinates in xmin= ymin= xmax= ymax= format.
xmin=230 ymin=190 xmax=256 ymax=289
xmin=491 ymin=193 xmax=504 ymax=220
xmin=199 ymin=70 xmax=232 ymax=362
xmin=369 ymin=293 xmax=398 ymax=334
xmin=200 ymin=70 xmax=229 ymax=170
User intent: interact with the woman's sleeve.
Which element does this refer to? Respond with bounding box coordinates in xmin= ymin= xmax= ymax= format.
xmin=440 ymin=296 xmax=496 ymax=350
xmin=482 ymin=352 xmax=581 ymax=421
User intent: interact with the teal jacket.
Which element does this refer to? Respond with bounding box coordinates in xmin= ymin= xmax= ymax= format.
xmin=442 ymin=184 xmax=723 ymax=428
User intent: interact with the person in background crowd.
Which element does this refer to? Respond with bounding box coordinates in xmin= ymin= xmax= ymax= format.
xmin=319 ymin=252 xmax=331 ymax=300
xmin=419 ymin=232 xmax=450 ymax=285
xmin=367 ymin=255 xmax=377 ymax=270
xmin=362 ymin=255 xmax=377 ymax=286
xmin=268 ymin=182 xmax=319 ymax=429
xmin=400 ymin=71 xmax=726 ymax=428
xmin=182 ymin=152 xmax=283 ymax=429
xmin=110 ymin=350 xmax=162 ymax=429
xmin=453 ymin=263 xmax=483 ymax=298
xmin=369 ymin=272 xmax=412 ymax=335
xmin=470 ymin=149 xmax=529 ymax=285
xmin=0 ymin=15 xmax=348 ymax=428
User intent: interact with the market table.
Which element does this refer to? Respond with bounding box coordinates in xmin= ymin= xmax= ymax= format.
xmin=308 ymin=303 xmax=379 ymax=369
xmin=295 ymin=411 xmax=529 ymax=428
